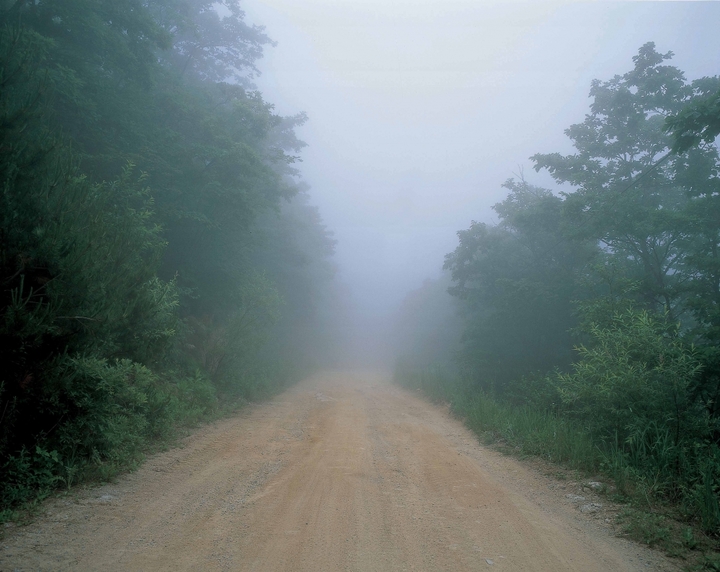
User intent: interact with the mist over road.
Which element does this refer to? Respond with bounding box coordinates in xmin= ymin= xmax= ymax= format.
xmin=1 ymin=373 xmax=677 ymax=571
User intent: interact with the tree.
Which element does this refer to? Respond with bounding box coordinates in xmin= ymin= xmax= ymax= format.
xmin=444 ymin=179 xmax=594 ymax=390
xmin=532 ymin=43 xmax=720 ymax=417
xmin=666 ymin=81 xmax=720 ymax=153
xmin=0 ymin=25 xmax=180 ymax=504
xmin=0 ymin=0 xmax=337 ymax=509
xmin=532 ymin=43 xmax=705 ymax=320
xmin=154 ymin=0 xmax=274 ymax=85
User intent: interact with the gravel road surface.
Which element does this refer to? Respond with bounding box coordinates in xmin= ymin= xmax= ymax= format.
xmin=0 ymin=371 xmax=678 ymax=571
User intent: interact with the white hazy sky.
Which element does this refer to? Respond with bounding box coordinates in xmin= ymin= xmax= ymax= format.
xmin=242 ymin=0 xmax=720 ymax=320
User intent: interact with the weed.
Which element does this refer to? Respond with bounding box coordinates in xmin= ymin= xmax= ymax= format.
xmin=683 ymin=527 xmax=699 ymax=550
xmin=700 ymin=553 xmax=720 ymax=571
xmin=620 ymin=510 xmax=673 ymax=550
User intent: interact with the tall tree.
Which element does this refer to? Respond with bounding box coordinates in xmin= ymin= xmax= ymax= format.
xmin=444 ymin=179 xmax=594 ymax=390
xmin=532 ymin=43 xmax=720 ymax=322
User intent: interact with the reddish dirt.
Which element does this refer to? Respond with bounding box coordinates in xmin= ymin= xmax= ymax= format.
xmin=0 ymin=372 xmax=679 ymax=571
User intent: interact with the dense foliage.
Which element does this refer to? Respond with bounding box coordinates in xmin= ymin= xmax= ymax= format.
xmin=0 ymin=1 xmax=335 ymax=513
xmin=399 ymin=43 xmax=720 ymax=536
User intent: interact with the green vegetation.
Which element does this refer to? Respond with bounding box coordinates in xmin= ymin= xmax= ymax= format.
xmin=0 ymin=2 xmax=336 ymax=517
xmin=394 ymin=364 xmax=599 ymax=470
xmin=396 ymin=43 xmax=720 ymax=563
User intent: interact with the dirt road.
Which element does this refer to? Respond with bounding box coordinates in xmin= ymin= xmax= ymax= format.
xmin=1 ymin=372 xmax=677 ymax=571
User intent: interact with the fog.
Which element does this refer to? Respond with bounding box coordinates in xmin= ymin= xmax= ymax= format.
xmin=3 ymin=0 xmax=720 ymax=539
xmin=242 ymin=0 xmax=720 ymax=361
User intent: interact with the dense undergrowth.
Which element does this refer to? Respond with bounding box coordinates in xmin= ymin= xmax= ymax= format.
xmin=0 ymin=2 xmax=337 ymax=517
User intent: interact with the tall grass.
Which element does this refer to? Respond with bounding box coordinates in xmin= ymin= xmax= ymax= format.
xmin=395 ymin=364 xmax=599 ymax=471
xmin=394 ymin=363 xmax=720 ymax=538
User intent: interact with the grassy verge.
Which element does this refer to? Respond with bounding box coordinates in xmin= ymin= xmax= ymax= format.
xmin=0 ymin=364 xmax=302 ymax=527
xmin=394 ymin=364 xmax=720 ymax=570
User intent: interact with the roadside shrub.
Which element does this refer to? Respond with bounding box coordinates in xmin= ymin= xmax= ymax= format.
xmin=0 ymin=447 xmax=64 ymax=510
xmin=691 ymin=446 xmax=720 ymax=535
xmin=554 ymin=310 xmax=707 ymax=446
xmin=167 ymin=370 xmax=219 ymax=425
xmin=1 ymin=357 xmax=155 ymax=505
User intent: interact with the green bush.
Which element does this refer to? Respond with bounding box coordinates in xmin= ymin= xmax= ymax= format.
xmin=167 ymin=370 xmax=219 ymax=425
xmin=692 ymin=447 xmax=720 ymax=535
xmin=554 ymin=310 xmax=707 ymax=446
xmin=0 ymin=447 xmax=64 ymax=510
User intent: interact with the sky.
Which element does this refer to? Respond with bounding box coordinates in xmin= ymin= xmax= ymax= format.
xmin=241 ymin=0 xmax=720 ymax=326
